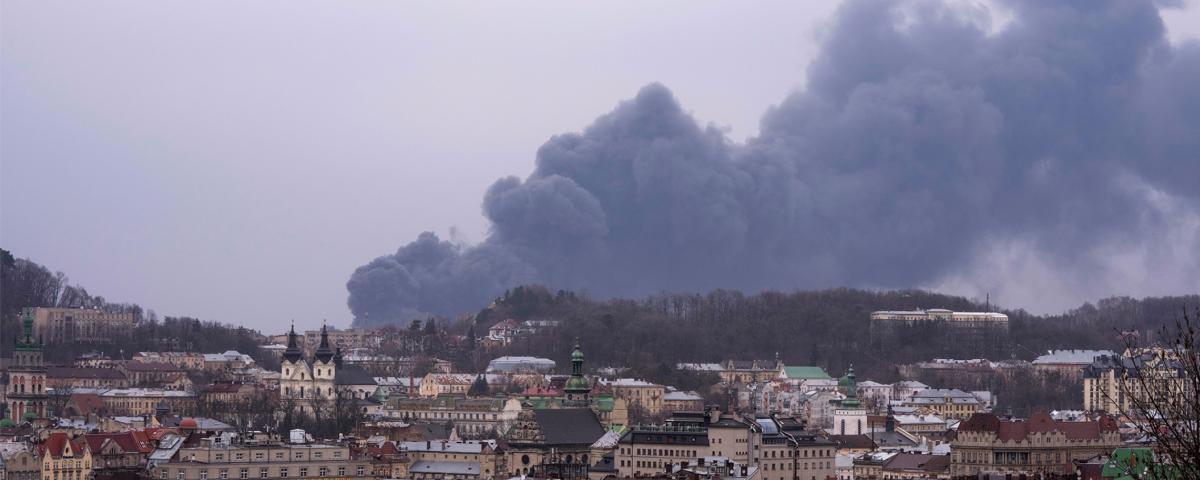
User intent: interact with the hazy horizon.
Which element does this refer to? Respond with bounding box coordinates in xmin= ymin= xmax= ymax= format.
xmin=4 ymin=1 xmax=1200 ymax=331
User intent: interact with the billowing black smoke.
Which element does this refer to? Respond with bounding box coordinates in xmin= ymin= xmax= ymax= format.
xmin=348 ymin=0 xmax=1200 ymax=325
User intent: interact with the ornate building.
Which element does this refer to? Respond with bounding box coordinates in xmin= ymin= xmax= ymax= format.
xmin=279 ymin=324 xmax=337 ymax=413
xmin=950 ymin=412 xmax=1121 ymax=476
xmin=6 ymin=310 xmax=48 ymax=422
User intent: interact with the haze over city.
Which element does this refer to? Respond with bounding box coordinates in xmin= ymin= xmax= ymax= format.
xmin=4 ymin=0 xmax=1200 ymax=330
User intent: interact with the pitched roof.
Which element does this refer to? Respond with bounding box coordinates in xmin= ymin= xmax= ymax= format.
xmin=882 ymin=453 xmax=950 ymax=472
xmin=531 ymin=409 xmax=605 ymax=446
xmin=829 ymin=434 xmax=876 ymax=450
xmin=959 ymin=412 xmax=1118 ymax=442
xmin=782 ymin=366 xmax=832 ymax=380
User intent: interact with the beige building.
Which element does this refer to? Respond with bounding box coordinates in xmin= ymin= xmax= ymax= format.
xmin=32 ymin=307 xmax=137 ymax=344
xmin=1032 ymin=350 xmax=1114 ymax=381
xmin=150 ymin=437 xmax=371 ymax=480
xmin=950 ymin=412 xmax=1121 ymax=476
xmin=1082 ymin=350 xmax=1187 ymax=415
xmin=303 ymin=328 xmax=377 ymax=355
xmin=134 ymin=353 xmax=206 ymax=370
xmin=37 ymin=433 xmax=92 ymax=480
xmin=601 ymin=379 xmax=666 ymax=416
xmin=386 ymin=397 xmax=523 ymax=438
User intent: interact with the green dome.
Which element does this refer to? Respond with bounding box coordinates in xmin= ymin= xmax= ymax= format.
xmin=0 ymin=418 xmax=15 ymax=428
xmin=571 ymin=347 xmax=584 ymax=362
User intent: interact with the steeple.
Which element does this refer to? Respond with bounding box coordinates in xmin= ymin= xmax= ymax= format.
xmin=283 ymin=322 xmax=303 ymax=363
xmin=839 ymin=365 xmax=861 ymax=408
xmin=15 ymin=309 xmax=40 ymax=350
xmin=314 ymin=323 xmax=334 ymax=363
xmin=885 ymin=404 xmax=896 ymax=432
xmin=563 ymin=338 xmax=591 ymax=401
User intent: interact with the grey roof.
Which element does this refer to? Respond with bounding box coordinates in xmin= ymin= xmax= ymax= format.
xmin=409 ymin=460 xmax=479 ymax=475
xmin=1033 ymin=350 xmax=1115 ymax=365
xmin=335 ymin=364 xmax=378 ymax=386
xmin=532 ymin=408 xmax=606 ymax=446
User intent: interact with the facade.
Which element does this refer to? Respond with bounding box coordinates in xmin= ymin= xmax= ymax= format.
xmin=6 ymin=311 xmax=47 ymax=422
xmin=121 ymin=362 xmax=189 ymax=388
xmin=950 ymin=412 xmax=1121 ymax=476
xmin=870 ymin=309 xmax=1009 ymax=356
xmin=615 ymin=424 xmax=708 ymax=477
xmin=486 ymin=357 xmax=555 ymax=374
xmin=1082 ymin=350 xmax=1187 ymax=415
xmin=601 ymin=379 xmax=666 ymax=417
xmin=280 ymin=325 xmax=346 ymax=414
xmin=37 ymin=432 xmax=92 ymax=480
xmin=1032 ymin=350 xmax=1114 ymax=381
xmin=385 ymin=398 xmax=523 ymax=437
xmin=133 ymin=353 xmax=205 ymax=371
xmin=302 ymin=328 xmax=376 ymax=355
xmin=46 ymin=368 xmax=129 ymax=390
xmin=150 ymin=437 xmax=372 ymax=480
xmin=900 ymin=389 xmax=986 ymax=420
xmin=719 ymin=361 xmax=779 ymax=385
xmin=397 ymin=440 xmax=502 ymax=480
xmin=661 ymin=391 xmax=704 ymax=416
xmin=31 ymin=308 xmax=137 ymax=345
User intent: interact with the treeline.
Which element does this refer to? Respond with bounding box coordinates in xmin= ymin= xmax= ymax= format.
xmin=467 ymin=285 xmax=1198 ymax=383
xmin=1 ymin=248 xmax=267 ymax=365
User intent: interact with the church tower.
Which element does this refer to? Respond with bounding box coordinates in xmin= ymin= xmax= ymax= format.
xmin=7 ymin=309 xmax=47 ymax=422
xmin=312 ymin=325 xmax=336 ymax=399
xmin=563 ymin=339 xmax=591 ymax=404
xmin=834 ymin=365 xmax=867 ymax=435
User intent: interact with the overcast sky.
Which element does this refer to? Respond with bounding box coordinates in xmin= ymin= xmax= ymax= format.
xmin=3 ymin=1 xmax=1199 ymax=332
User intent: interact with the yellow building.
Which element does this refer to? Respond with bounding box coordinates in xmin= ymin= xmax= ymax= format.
xmin=31 ymin=307 xmax=136 ymax=345
xmin=37 ymin=433 xmax=92 ymax=480
xmin=601 ymin=379 xmax=666 ymax=417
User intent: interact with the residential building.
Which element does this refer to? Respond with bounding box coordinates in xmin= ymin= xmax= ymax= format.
xmin=950 ymin=412 xmax=1121 ymax=476
xmin=302 ymin=328 xmax=377 ymax=355
xmin=615 ymin=424 xmax=709 ymax=477
xmin=393 ymin=440 xmax=502 ymax=480
xmin=46 ymin=368 xmax=129 ymax=390
xmin=37 ymin=432 xmax=92 ymax=480
xmin=31 ymin=307 xmax=137 ymax=345
xmin=1 ymin=445 xmax=39 ymax=480
xmin=1033 ymin=350 xmax=1115 ymax=381
xmin=870 ymin=309 xmax=1009 ymax=356
xmin=661 ymin=391 xmax=704 ymax=416
xmin=750 ymin=415 xmax=836 ymax=480
xmin=148 ymin=435 xmax=372 ymax=480
xmin=900 ymin=389 xmax=987 ymax=420
xmin=1082 ymin=350 xmax=1187 ymax=415
xmin=600 ymin=379 xmax=666 ymax=417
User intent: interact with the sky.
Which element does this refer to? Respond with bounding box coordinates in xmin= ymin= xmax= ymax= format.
xmin=3 ymin=1 xmax=1199 ymax=332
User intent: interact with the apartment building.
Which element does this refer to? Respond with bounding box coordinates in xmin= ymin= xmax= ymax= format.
xmin=950 ymin=412 xmax=1121 ymax=476
xmin=31 ymin=308 xmax=137 ymax=345
xmin=149 ymin=437 xmax=372 ymax=480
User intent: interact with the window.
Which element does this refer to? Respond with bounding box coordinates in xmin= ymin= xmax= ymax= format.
xmin=215 ymin=454 xmax=225 ymax=461
xmin=299 ymin=468 xmax=307 ymax=477
xmin=239 ymin=469 xmax=248 ymax=479
xmin=259 ymin=469 xmax=268 ymax=479
xmin=356 ymin=466 xmax=364 ymax=477
xmin=178 ymin=473 xmax=185 ymax=480
xmin=279 ymin=469 xmax=288 ymax=478
xmin=219 ymin=470 xmax=228 ymax=480
xmin=337 ymin=467 xmax=345 ymax=476
xmin=318 ymin=468 xmax=327 ymax=477
xmin=201 ymin=471 xmax=208 ymax=480
xmin=161 ymin=470 xmax=168 ymax=480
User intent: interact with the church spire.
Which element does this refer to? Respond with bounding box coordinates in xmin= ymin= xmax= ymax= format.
xmin=15 ymin=309 xmax=39 ymax=350
xmin=564 ymin=338 xmax=591 ymax=401
xmin=314 ymin=322 xmax=334 ymax=363
xmin=283 ymin=322 xmax=303 ymax=363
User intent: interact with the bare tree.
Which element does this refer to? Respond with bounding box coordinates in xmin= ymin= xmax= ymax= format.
xmin=1110 ymin=307 xmax=1199 ymax=478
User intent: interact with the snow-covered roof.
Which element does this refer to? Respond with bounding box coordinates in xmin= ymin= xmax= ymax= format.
xmin=1032 ymin=349 xmax=1115 ymax=365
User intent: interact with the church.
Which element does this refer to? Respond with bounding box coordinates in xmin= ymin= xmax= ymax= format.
xmin=279 ymin=324 xmax=376 ymax=413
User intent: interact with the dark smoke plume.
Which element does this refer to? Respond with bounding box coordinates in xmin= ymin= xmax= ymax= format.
xmin=349 ymin=0 xmax=1200 ymax=325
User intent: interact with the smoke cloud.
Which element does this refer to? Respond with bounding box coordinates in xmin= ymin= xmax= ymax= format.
xmin=348 ymin=0 xmax=1200 ymax=325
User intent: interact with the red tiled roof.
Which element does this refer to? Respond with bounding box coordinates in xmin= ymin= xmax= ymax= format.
xmin=83 ymin=432 xmax=154 ymax=454
xmin=959 ymin=412 xmax=1116 ymax=442
xmin=39 ymin=432 xmax=86 ymax=459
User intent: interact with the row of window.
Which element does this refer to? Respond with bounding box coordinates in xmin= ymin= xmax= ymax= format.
xmin=210 ymin=450 xmax=343 ymax=462
xmin=159 ymin=464 xmax=365 ymax=480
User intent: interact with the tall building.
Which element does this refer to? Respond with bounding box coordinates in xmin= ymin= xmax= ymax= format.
xmin=6 ymin=310 xmax=48 ymax=422
xmin=563 ymin=340 xmax=591 ymax=404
